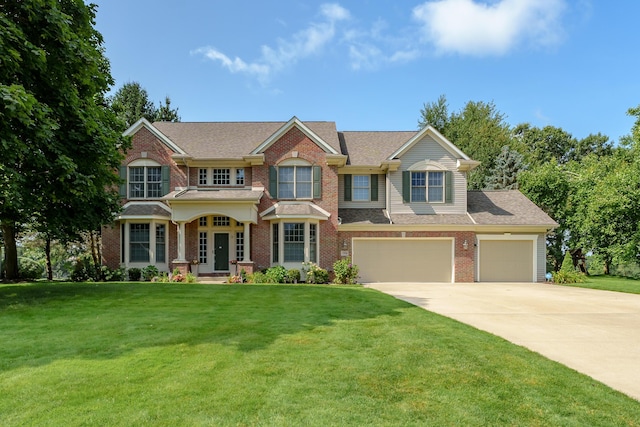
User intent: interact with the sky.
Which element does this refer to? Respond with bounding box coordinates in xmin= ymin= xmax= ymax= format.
xmin=94 ymin=0 xmax=640 ymax=142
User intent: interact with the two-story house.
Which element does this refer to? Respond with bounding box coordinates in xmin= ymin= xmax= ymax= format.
xmin=102 ymin=116 xmax=557 ymax=283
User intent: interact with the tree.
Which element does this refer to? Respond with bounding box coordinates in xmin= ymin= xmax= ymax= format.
xmin=484 ymin=145 xmax=526 ymax=190
xmin=418 ymin=94 xmax=449 ymax=132
xmin=109 ymin=82 xmax=180 ymax=129
xmin=519 ymin=160 xmax=572 ymax=271
xmin=0 ymin=0 xmax=127 ymax=280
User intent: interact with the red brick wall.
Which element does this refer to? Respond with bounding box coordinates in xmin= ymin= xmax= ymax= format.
xmin=252 ymin=127 xmax=339 ymax=271
xmin=338 ymin=230 xmax=477 ymax=282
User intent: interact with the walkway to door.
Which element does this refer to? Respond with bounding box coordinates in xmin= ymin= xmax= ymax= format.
xmin=366 ymin=282 xmax=640 ymax=401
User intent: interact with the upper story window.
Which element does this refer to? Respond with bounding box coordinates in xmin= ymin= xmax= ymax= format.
xmin=198 ymin=168 xmax=245 ymax=186
xmin=279 ymin=166 xmax=312 ymax=199
xmin=353 ymin=175 xmax=370 ymax=201
xmin=269 ymin=160 xmax=321 ymax=200
xmin=124 ymin=159 xmax=168 ymax=199
xmin=411 ymin=171 xmax=444 ymax=202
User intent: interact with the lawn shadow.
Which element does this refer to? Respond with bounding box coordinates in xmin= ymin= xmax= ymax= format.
xmin=0 ymin=282 xmax=411 ymax=371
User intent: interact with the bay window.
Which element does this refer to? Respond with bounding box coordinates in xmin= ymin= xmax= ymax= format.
xmin=271 ymin=220 xmax=319 ymax=265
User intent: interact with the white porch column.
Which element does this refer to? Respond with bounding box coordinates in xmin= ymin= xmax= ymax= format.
xmin=243 ymin=222 xmax=252 ymax=261
xmin=176 ymin=221 xmax=187 ymax=261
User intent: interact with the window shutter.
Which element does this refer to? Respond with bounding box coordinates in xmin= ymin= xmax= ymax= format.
xmin=370 ymin=174 xmax=378 ymax=202
xmin=313 ymin=165 xmax=322 ymax=198
xmin=402 ymin=171 xmax=410 ymax=203
xmin=161 ymin=165 xmax=170 ymax=196
xmin=344 ymin=174 xmax=352 ymax=201
xmin=119 ymin=166 xmax=127 ymax=198
xmin=445 ymin=171 xmax=453 ymax=203
xmin=269 ymin=166 xmax=278 ymax=198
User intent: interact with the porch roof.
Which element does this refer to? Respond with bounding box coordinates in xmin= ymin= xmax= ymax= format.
xmin=164 ymin=189 xmax=263 ymax=203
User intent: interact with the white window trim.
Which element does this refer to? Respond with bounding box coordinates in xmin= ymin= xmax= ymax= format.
xmin=271 ymin=219 xmax=319 ymax=266
xmin=278 ymin=165 xmax=313 ymax=200
xmin=352 ymin=175 xmax=370 ymax=202
xmin=122 ymin=219 xmax=169 ymax=268
xmin=410 ymin=170 xmax=445 ymax=203
xmin=128 ymin=159 xmax=162 ymax=199
xmin=198 ymin=168 xmax=245 ymax=187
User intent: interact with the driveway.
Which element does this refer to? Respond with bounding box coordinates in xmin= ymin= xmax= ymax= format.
xmin=365 ymin=282 xmax=640 ymax=401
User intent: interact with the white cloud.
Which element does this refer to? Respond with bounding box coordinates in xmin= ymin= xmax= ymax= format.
xmin=194 ymin=3 xmax=350 ymax=84
xmin=413 ymin=0 xmax=566 ymax=56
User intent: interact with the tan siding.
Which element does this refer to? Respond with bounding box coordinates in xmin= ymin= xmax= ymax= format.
xmin=537 ymin=234 xmax=547 ymax=282
xmin=338 ymin=174 xmax=385 ymax=209
xmin=388 ymin=134 xmax=467 ymax=215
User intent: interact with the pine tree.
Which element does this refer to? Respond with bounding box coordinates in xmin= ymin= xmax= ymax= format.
xmin=484 ymin=145 xmax=526 ymax=190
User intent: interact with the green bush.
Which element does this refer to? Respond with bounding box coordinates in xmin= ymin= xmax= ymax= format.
xmin=19 ymin=257 xmax=45 ymax=280
xmin=302 ymin=262 xmax=329 ymax=284
xmin=560 ymin=251 xmax=575 ymax=273
xmin=287 ymin=269 xmax=301 ymax=283
xmin=249 ymin=271 xmax=267 ymax=284
xmin=101 ymin=265 xmax=126 ymax=281
xmin=265 ymin=265 xmax=287 ymax=283
xmin=71 ymin=257 xmax=97 ymax=282
xmin=552 ymin=270 xmax=586 ymax=284
xmin=128 ymin=267 xmax=142 ymax=281
xmin=142 ymin=265 xmax=160 ymax=281
xmin=332 ymin=258 xmax=359 ymax=284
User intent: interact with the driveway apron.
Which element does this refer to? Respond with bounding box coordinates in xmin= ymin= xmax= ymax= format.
xmin=365 ymin=282 xmax=640 ymax=401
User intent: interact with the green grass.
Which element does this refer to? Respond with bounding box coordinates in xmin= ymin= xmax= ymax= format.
xmin=563 ymin=275 xmax=640 ymax=295
xmin=1 ymin=282 xmax=639 ymax=426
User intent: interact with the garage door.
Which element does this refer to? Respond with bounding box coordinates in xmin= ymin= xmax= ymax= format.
xmin=479 ymin=240 xmax=533 ymax=282
xmin=353 ymin=239 xmax=453 ymax=283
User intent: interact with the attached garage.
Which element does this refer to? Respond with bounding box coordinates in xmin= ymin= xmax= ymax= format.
xmin=477 ymin=235 xmax=537 ymax=282
xmin=353 ymin=238 xmax=453 ymax=283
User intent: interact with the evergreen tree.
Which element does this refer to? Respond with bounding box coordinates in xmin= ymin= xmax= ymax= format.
xmin=484 ymin=145 xmax=526 ymax=190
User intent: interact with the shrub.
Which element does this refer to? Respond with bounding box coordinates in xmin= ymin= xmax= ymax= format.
xmin=185 ymin=272 xmax=197 ymax=283
xmin=287 ymin=269 xmax=301 ymax=283
xmin=128 ymin=267 xmax=142 ymax=281
xmin=71 ymin=257 xmax=97 ymax=282
xmin=302 ymin=262 xmax=329 ymax=284
xmin=265 ymin=265 xmax=287 ymax=283
xmin=101 ymin=265 xmax=126 ymax=281
xmin=249 ymin=271 xmax=267 ymax=284
xmin=142 ymin=265 xmax=159 ymax=281
xmin=332 ymin=258 xmax=359 ymax=284
xmin=552 ymin=270 xmax=586 ymax=284
xmin=19 ymin=257 xmax=45 ymax=280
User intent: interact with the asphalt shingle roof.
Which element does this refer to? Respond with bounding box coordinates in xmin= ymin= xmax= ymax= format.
xmin=467 ymin=190 xmax=558 ymax=226
xmin=153 ymin=121 xmax=341 ymax=158
xmin=339 ymin=131 xmax=416 ymax=165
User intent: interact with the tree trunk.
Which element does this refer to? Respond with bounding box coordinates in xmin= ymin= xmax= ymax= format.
xmin=45 ymin=237 xmax=53 ymax=281
xmin=1 ymin=221 xmax=18 ymax=281
xmin=604 ymin=259 xmax=610 ymax=275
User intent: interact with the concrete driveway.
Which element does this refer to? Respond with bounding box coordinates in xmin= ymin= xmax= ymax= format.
xmin=365 ymin=282 xmax=640 ymax=401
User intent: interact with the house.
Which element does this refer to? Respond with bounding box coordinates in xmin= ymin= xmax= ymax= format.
xmin=102 ymin=116 xmax=558 ymax=283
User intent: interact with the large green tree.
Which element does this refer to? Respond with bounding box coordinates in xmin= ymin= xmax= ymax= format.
xmin=419 ymin=95 xmax=514 ymax=189
xmin=109 ymin=82 xmax=180 ymax=129
xmin=0 ymin=0 xmax=127 ymax=280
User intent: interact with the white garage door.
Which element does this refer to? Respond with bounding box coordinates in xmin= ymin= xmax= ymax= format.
xmin=479 ymin=240 xmax=534 ymax=282
xmin=353 ymin=239 xmax=453 ymax=283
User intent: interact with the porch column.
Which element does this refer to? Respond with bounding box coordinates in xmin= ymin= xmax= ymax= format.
xmin=176 ymin=221 xmax=186 ymax=261
xmin=243 ymin=222 xmax=251 ymax=261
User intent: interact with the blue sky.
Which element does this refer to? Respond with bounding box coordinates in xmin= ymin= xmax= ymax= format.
xmin=94 ymin=0 xmax=639 ymax=142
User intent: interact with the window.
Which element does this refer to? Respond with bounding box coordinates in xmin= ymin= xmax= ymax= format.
xmin=129 ymin=166 xmax=162 ymax=198
xmin=278 ymin=166 xmax=312 ymax=199
xmin=199 ymin=216 xmax=208 ymax=227
xmin=130 ymin=224 xmax=150 ymax=262
xmin=213 ymin=216 xmax=230 ymax=227
xmin=199 ymin=168 xmax=208 ymax=185
xmin=272 ymin=223 xmax=279 ymax=263
xmin=236 ymin=168 xmax=245 ymax=185
xmin=284 ymin=223 xmax=305 ymax=262
xmin=411 ymin=171 xmax=444 ymax=203
xmin=236 ymin=232 xmax=244 ymax=261
xmin=155 ymin=224 xmax=166 ymax=263
xmin=309 ymin=224 xmax=317 ymax=263
xmin=353 ymin=175 xmax=370 ymax=201
xmin=199 ymin=232 xmax=208 ymax=264
xmin=213 ymin=168 xmax=230 ymax=185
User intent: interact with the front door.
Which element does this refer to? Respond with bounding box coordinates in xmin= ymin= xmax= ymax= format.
xmin=214 ymin=233 xmax=229 ymax=271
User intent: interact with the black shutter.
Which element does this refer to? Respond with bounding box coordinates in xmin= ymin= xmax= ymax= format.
xmin=344 ymin=174 xmax=352 ymax=201
xmin=370 ymin=174 xmax=378 ymax=201
xmin=269 ymin=166 xmax=278 ymax=198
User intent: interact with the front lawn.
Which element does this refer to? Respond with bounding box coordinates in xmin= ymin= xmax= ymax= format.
xmin=1 ymin=282 xmax=639 ymax=426
xmin=563 ymin=275 xmax=640 ymax=295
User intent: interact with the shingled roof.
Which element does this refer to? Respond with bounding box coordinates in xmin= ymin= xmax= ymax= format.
xmin=467 ymin=190 xmax=558 ymax=227
xmin=339 ymin=131 xmax=416 ymax=165
xmin=153 ymin=121 xmax=341 ymax=158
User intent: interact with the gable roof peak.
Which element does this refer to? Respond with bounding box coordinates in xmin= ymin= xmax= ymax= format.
xmin=387 ymin=125 xmax=470 ymax=161
xmin=123 ymin=118 xmax=186 ymax=155
xmin=250 ymin=116 xmax=340 ymax=155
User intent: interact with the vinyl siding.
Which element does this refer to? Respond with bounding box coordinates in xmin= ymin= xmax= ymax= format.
xmin=338 ymin=174 xmax=385 ymax=209
xmin=537 ymin=234 xmax=547 ymax=282
xmin=389 ymin=134 xmax=467 ymax=215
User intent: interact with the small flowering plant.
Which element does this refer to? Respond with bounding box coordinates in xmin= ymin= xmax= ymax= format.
xmin=191 ymin=259 xmax=199 ymax=265
xmin=332 ymin=257 xmax=359 ymax=284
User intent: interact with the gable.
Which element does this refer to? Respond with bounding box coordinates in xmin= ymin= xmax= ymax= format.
xmin=388 ymin=126 xmax=469 ymax=161
xmin=124 ymin=118 xmax=186 ymax=155
xmin=251 ymin=117 xmax=339 ymax=155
